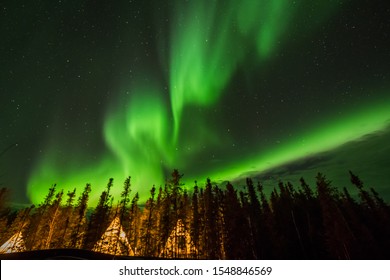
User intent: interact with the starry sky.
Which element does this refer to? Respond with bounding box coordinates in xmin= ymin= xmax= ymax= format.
xmin=1 ymin=0 xmax=390 ymax=206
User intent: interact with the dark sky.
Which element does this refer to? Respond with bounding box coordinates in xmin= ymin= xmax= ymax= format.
xmin=1 ymin=0 xmax=390 ymax=205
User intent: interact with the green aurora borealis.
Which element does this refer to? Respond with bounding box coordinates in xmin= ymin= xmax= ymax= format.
xmin=1 ymin=0 xmax=390 ymax=205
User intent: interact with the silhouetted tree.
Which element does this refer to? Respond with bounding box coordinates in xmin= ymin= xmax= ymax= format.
xmin=140 ymin=186 xmax=156 ymax=256
xmin=0 ymin=171 xmax=389 ymax=259
xmin=128 ymin=192 xmax=141 ymax=255
xmin=190 ymin=182 xmax=200 ymax=258
xmin=24 ymin=184 xmax=57 ymax=250
xmin=51 ymin=188 xmax=77 ymax=248
xmin=44 ymin=189 xmax=64 ymax=249
xmin=202 ymin=178 xmax=219 ymax=259
xmin=0 ymin=188 xmax=9 ymax=218
xmin=84 ymin=178 xmax=113 ymax=250
xmin=67 ymin=184 xmax=90 ymax=248
xmin=222 ymin=182 xmax=247 ymax=259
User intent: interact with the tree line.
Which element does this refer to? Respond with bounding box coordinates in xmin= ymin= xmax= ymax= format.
xmin=0 ymin=170 xmax=389 ymax=259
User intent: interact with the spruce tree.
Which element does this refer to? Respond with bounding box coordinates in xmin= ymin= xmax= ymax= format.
xmin=70 ymin=184 xmax=91 ymax=248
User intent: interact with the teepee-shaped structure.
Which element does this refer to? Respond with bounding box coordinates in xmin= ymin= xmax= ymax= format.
xmin=92 ymin=216 xmax=134 ymax=256
xmin=160 ymin=219 xmax=196 ymax=258
xmin=0 ymin=232 xmax=26 ymax=254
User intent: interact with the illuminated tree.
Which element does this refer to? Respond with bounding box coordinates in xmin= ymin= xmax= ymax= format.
xmin=127 ymin=192 xmax=141 ymax=255
xmin=0 ymin=188 xmax=11 ymax=242
xmin=84 ymin=178 xmax=113 ymax=250
xmin=48 ymin=188 xmax=77 ymax=248
xmin=43 ymin=189 xmax=64 ymax=249
xmin=24 ymin=184 xmax=57 ymax=250
xmin=70 ymin=183 xmax=91 ymax=248
xmin=140 ymin=186 xmax=157 ymax=256
xmin=0 ymin=205 xmax=34 ymax=253
xmin=0 ymin=172 xmax=388 ymax=259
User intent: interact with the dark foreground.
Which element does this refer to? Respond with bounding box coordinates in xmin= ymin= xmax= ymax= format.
xmin=0 ymin=249 xmax=159 ymax=260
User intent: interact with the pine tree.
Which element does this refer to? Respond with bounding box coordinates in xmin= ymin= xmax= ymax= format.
xmin=0 ymin=188 xmax=9 ymax=218
xmin=0 ymin=205 xmax=34 ymax=253
xmin=128 ymin=192 xmax=141 ymax=255
xmin=317 ymin=173 xmax=353 ymax=259
xmin=120 ymin=177 xmax=131 ymax=222
xmin=0 ymin=188 xmax=11 ymax=242
xmin=113 ymin=177 xmax=131 ymax=255
xmin=340 ymin=187 xmax=378 ymax=258
xmin=0 ymin=172 xmax=389 ymax=259
xmin=202 ymin=178 xmax=219 ymax=259
xmin=158 ymin=185 xmax=171 ymax=258
xmin=51 ymin=188 xmax=77 ymax=248
xmin=84 ymin=178 xmax=113 ymax=250
xmin=140 ymin=186 xmax=156 ymax=256
xmin=349 ymin=171 xmax=390 ymax=258
xmin=169 ymin=169 xmax=183 ymax=225
xmin=239 ymin=189 xmax=256 ymax=259
xmin=222 ymin=182 xmax=247 ymax=259
xmin=158 ymin=170 xmax=184 ymax=258
xmin=257 ymin=182 xmax=274 ymax=258
xmin=245 ymin=178 xmax=262 ymax=258
xmin=43 ymin=189 xmax=64 ymax=249
xmin=70 ymin=184 xmax=91 ymax=248
xmin=190 ymin=182 xmax=200 ymax=258
xmin=25 ymin=184 xmax=57 ymax=250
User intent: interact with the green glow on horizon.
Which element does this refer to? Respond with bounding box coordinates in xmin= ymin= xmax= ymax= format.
xmin=27 ymin=86 xmax=176 ymax=207
xmin=27 ymin=156 xmax=121 ymax=207
xmin=189 ymin=97 xmax=390 ymax=184
xmin=27 ymin=94 xmax=390 ymax=206
xmin=26 ymin=0 xmax=362 ymax=206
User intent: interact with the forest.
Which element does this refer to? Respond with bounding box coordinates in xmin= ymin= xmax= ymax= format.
xmin=0 ymin=170 xmax=389 ymax=259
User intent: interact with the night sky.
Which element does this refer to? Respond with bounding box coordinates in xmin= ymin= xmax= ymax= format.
xmin=1 ymin=0 xmax=390 ymax=206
